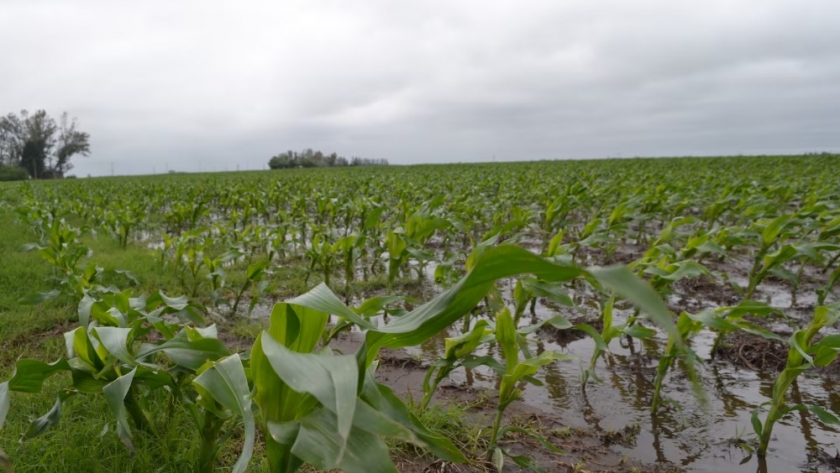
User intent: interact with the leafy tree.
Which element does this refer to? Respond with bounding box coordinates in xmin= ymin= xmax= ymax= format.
xmin=268 ymin=149 xmax=387 ymax=170
xmin=0 ymin=110 xmax=90 ymax=179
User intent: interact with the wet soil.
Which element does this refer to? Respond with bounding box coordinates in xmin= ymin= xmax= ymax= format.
xmin=231 ymin=240 xmax=840 ymax=473
xmin=714 ymin=331 xmax=789 ymax=372
xmin=364 ymin=339 xmax=682 ymax=473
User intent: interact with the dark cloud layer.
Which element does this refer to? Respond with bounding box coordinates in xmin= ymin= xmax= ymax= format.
xmin=2 ymin=1 xmax=838 ymax=176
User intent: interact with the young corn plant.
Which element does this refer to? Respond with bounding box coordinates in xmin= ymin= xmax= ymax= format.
xmin=419 ymin=320 xmax=497 ymax=411
xmin=489 ymin=308 xmax=567 ymax=471
xmin=752 ymin=304 xmax=840 ymax=456
xmin=743 ymin=214 xmax=798 ymax=299
xmin=241 ymin=300 xmax=466 ymax=473
xmin=303 ymin=231 xmax=336 ymax=286
xmin=22 ymin=217 xmax=87 ymax=279
xmin=333 ymin=233 xmax=365 ymax=298
xmin=169 ymin=230 xmax=209 ymax=297
xmin=649 ymin=312 xmax=703 ymax=413
xmin=103 ymin=207 xmax=138 ymax=248
xmin=229 ymin=259 xmax=274 ymax=317
xmin=203 ymin=248 xmax=242 ymax=304
xmin=386 ymin=229 xmax=408 ymax=290
xmin=579 ymin=296 xmax=656 ymax=387
xmin=0 ymin=291 xmax=234 ymax=473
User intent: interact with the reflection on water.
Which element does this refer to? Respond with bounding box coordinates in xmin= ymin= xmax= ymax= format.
xmin=406 ymin=300 xmax=840 ymax=473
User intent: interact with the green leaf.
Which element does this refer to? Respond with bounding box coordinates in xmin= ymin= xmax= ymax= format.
xmin=520 ymin=278 xmax=573 ymax=306
xmin=360 ymin=369 xmax=466 ymax=463
xmin=286 ymin=286 xmax=374 ymax=331
xmin=789 ymin=330 xmax=814 ymax=367
xmin=588 ymin=266 xmax=679 ymax=344
xmin=736 ymin=322 xmax=784 ymax=342
xmin=18 ymin=289 xmax=61 ymax=305
xmin=784 ymin=404 xmax=840 ymax=426
xmin=659 ymin=261 xmax=711 ymax=281
xmin=286 ymin=246 xmax=679 ymax=377
xmin=496 ymin=308 xmax=519 ymax=372
xmin=689 ymin=310 xmax=739 ymax=332
xmin=24 ymin=389 xmax=75 ymax=439
xmin=493 ymin=447 xmax=504 ymax=472
xmin=193 ymin=354 xmax=255 ymax=473
xmin=500 ymin=351 xmax=569 ymax=404
xmin=444 ymin=320 xmax=490 ymax=360
xmin=145 ymin=291 xmax=189 ymax=312
xmin=462 ymin=355 xmax=506 ymax=375
xmin=269 ymin=408 xmax=398 ymax=473
xmin=369 ymin=245 xmax=583 ymax=352
xmin=7 ymin=359 xmax=71 ymax=393
xmin=620 ymin=323 xmax=657 ymax=339
xmin=761 ymin=214 xmax=793 ymax=247
xmin=246 ymin=260 xmax=270 ymax=280
xmin=355 ymin=295 xmax=403 ymax=318
xmin=572 ymin=324 xmax=609 ymax=352
xmin=260 ymin=334 xmax=358 ymax=463
xmin=751 ymin=409 xmax=763 ymax=437
xmin=103 ymin=368 xmax=137 ymax=450
xmin=92 ymin=327 xmax=136 ymax=366
xmin=720 ymin=300 xmax=780 ymax=318
xmin=137 ymin=327 xmax=229 ymax=371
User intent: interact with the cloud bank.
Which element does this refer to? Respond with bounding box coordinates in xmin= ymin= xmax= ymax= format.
xmin=2 ymin=0 xmax=838 ymax=175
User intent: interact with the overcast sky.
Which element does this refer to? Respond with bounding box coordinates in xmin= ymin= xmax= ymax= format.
xmin=2 ymin=1 xmax=839 ymax=176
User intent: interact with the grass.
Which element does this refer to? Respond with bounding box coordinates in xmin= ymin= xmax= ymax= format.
xmin=0 ymin=207 xmax=228 ymax=472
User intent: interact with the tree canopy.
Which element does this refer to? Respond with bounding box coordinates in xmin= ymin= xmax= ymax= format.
xmin=0 ymin=110 xmax=90 ymax=179
xmin=268 ymin=149 xmax=388 ymax=170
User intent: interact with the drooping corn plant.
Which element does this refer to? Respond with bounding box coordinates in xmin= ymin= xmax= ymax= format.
xmin=0 ymin=291 xmax=235 ymax=473
xmin=241 ymin=301 xmax=466 ymax=473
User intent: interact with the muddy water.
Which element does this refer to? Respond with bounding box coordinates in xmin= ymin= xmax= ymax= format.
xmin=395 ymin=294 xmax=840 ymax=473
xmin=237 ymin=243 xmax=839 ymax=472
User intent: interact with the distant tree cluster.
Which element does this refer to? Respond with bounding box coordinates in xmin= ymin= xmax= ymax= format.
xmin=0 ymin=110 xmax=91 ymax=179
xmin=268 ymin=149 xmax=389 ymax=170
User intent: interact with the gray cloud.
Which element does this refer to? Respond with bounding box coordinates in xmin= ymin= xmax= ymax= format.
xmin=2 ymin=0 xmax=838 ymax=175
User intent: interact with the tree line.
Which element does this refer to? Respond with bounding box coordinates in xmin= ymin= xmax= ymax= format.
xmin=268 ymin=149 xmax=389 ymax=169
xmin=0 ymin=110 xmax=90 ymax=180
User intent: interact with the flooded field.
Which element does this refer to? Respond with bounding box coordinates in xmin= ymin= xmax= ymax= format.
xmin=4 ymin=157 xmax=840 ymax=472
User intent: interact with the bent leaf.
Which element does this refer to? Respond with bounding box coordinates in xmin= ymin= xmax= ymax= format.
xmin=193 ymin=354 xmax=255 ymax=473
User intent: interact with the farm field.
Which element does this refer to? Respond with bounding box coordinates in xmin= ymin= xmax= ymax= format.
xmin=1 ymin=155 xmax=840 ymax=473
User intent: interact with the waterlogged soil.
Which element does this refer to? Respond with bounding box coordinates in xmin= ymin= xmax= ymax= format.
xmin=239 ymin=244 xmax=840 ymax=472
xmin=331 ymin=335 xmax=678 ymax=473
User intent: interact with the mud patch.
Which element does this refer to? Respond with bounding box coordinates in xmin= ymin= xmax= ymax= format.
xmin=713 ymin=332 xmax=788 ymax=372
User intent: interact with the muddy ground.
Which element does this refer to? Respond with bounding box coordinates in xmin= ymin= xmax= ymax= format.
xmin=225 ymin=240 xmax=840 ymax=473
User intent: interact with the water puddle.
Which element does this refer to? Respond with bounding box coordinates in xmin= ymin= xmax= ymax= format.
xmin=393 ymin=294 xmax=840 ymax=473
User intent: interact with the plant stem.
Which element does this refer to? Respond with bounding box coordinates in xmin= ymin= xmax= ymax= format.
xmin=488 ymin=407 xmax=505 ymax=456
xmin=197 ymin=415 xmax=224 ymax=473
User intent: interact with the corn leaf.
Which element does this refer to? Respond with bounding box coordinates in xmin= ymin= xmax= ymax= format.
xmin=193 ymin=354 xmax=255 ymax=473
xmin=102 ymin=368 xmax=137 ymax=450
xmin=259 ymin=334 xmax=358 ymax=463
